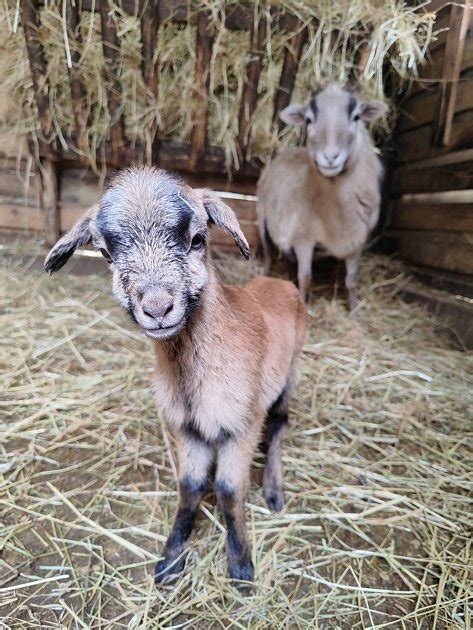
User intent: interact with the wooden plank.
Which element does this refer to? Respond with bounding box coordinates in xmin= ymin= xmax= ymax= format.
xmin=236 ymin=11 xmax=267 ymax=162
xmin=67 ymin=0 xmax=89 ymax=156
xmin=428 ymin=3 xmax=453 ymax=52
xmin=0 ymin=203 xmax=44 ymax=231
xmin=273 ymin=24 xmax=308 ymax=127
xmin=400 ymin=287 xmax=473 ymax=349
xmin=141 ymin=0 xmax=160 ymax=161
xmin=100 ymin=0 xmax=126 ymax=165
xmin=388 ymin=229 xmax=473 ymax=274
xmin=188 ymin=11 xmax=214 ymax=172
xmin=40 ymin=159 xmax=60 ymax=246
xmin=392 ymin=160 xmax=473 ymax=194
xmin=396 ymin=108 xmax=473 ymax=162
xmin=389 ymin=202 xmax=473 ymax=232
xmin=432 ymin=1 xmax=471 ymax=146
xmin=36 ymin=138 xmax=261 ymax=179
xmin=399 ymin=79 xmax=473 ymax=132
xmin=20 ymin=0 xmax=55 ymax=154
xmin=0 ymin=168 xmax=39 ymax=203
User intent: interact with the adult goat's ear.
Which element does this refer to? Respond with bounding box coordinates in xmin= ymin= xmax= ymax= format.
xmin=199 ymin=189 xmax=250 ymax=259
xmin=359 ymin=100 xmax=388 ymax=121
xmin=279 ymin=104 xmax=307 ymax=126
xmin=44 ymin=204 xmax=99 ymax=274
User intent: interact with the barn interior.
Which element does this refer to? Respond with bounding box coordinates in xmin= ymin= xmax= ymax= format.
xmin=0 ymin=1 xmax=472 ymax=627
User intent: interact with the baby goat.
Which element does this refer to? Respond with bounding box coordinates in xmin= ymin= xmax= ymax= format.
xmin=45 ymin=167 xmax=307 ymax=584
xmin=257 ymin=82 xmax=387 ymax=309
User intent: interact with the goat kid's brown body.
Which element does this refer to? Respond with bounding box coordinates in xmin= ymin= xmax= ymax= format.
xmin=154 ymin=266 xmax=307 ymax=583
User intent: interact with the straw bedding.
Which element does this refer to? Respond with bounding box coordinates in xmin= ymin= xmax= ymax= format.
xmin=0 ymin=1 xmax=435 ymax=170
xmin=0 ymin=240 xmax=471 ymax=628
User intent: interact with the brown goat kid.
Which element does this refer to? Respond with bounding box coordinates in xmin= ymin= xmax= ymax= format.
xmin=45 ymin=167 xmax=307 ymax=585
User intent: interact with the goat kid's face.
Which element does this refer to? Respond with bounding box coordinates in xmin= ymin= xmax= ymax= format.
xmin=280 ymin=83 xmax=387 ymax=178
xmin=44 ymin=168 xmax=249 ymax=341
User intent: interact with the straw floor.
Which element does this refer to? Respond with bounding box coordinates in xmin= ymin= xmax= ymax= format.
xmin=0 ymin=241 xmax=471 ymax=628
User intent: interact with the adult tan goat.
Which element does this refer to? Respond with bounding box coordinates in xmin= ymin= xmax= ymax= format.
xmin=44 ymin=167 xmax=307 ymax=586
xmin=257 ymin=82 xmax=387 ymax=309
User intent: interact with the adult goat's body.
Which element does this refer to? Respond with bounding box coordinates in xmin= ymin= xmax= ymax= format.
xmin=44 ymin=167 xmax=307 ymax=585
xmin=257 ymin=83 xmax=386 ymax=308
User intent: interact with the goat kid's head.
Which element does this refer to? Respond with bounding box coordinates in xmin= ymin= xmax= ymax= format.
xmin=44 ymin=167 xmax=249 ymax=341
xmin=280 ymin=83 xmax=387 ymax=178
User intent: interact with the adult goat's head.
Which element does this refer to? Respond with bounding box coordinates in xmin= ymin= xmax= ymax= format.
xmin=280 ymin=82 xmax=387 ymax=177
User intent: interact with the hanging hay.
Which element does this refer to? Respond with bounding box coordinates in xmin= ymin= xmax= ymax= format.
xmin=0 ymin=237 xmax=471 ymax=627
xmin=0 ymin=0 xmax=435 ymax=172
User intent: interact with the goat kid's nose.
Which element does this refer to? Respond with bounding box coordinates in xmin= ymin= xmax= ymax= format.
xmin=141 ymin=292 xmax=174 ymax=321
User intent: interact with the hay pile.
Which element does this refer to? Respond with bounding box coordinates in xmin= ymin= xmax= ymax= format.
xmin=1 ymin=239 xmax=471 ymax=627
xmin=0 ymin=0 xmax=435 ymax=171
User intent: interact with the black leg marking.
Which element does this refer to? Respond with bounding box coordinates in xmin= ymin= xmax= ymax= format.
xmin=266 ymin=389 xmax=289 ymax=443
xmin=215 ymin=480 xmax=254 ymax=584
xmin=155 ymin=475 xmax=208 ymax=584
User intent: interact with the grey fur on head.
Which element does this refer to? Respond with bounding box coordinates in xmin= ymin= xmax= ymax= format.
xmin=44 ymin=167 xmax=250 ymax=340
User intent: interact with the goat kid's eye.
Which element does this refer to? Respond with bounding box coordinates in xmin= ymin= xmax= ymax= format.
xmin=353 ymin=114 xmax=360 ymax=122
xmin=100 ymin=248 xmax=113 ymax=264
xmin=190 ymin=234 xmax=206 ymax=251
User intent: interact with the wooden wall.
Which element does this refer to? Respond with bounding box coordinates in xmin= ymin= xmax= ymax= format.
xmin=0 ymin=156 xmax=259 ymax=252
xmin=387 ymin=0 xmax=473 ymax=279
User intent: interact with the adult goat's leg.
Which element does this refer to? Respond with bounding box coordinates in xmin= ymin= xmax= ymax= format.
xmin=294 ymin=241 xmax=314 ymax=304
xmin=155 ymin=431 xmax=213 ymax=583
xmin=345 ymin=250 xmax=361 ymax=312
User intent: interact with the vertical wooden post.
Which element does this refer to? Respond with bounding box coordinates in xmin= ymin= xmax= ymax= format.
xmin=141 ymin=0 xmax=160 ymax=163
xmin=100 ymin=0 xmax=126 ymax=166
xmin=20 ymin=0 xmax=55 ymax=155
xmin=236 ymin=11 xmax=267 ymax=163
xmin=189 ymin=11 xmax=214 ymax=172
xmin=40 ymin=159 xmax=60 ymax=246
xmin=432 ymin=0 xmax=471 ymax=147
xmin=66 ymin=0 xmax=89 ymax=156
xmin=273 ymin=24 xmax=307 ymax=130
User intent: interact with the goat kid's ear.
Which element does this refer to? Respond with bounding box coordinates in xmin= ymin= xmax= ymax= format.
xmin=199 ymin=189 xmax=250 ymax=259
xmin=359 ymin=100 xmax=388 ymax=121
xmin=279 ymin=104 xmax=307 ymax=126
xmin=44 ymin=204 xmax=99 ymax=274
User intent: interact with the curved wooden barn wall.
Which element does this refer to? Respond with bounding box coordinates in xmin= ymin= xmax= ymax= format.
xmin=386 ymin=0 xmax=473 ymax=288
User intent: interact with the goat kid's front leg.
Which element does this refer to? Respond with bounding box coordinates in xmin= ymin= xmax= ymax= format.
xmin=215 ymin=429 xmax=260 ymax=584
xmin=155 ymin=431 xmax=213 ymax=584
xmin=344 ymin=250 xmax=361 ymax=312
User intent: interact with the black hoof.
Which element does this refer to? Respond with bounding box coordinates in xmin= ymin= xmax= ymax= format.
xmin=229 ymin=559 xmax=254 ymax=584
xmin=264 ymin=489 xmax=284 ymax=513
xmin=154 ymin=556 xmax=185 ymax=584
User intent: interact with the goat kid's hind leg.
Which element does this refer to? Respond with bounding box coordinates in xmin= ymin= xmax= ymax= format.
xmin=263 ymin=389 xmax=289 ymax=513
xmin=155 ymin=431 xmax=213 ymax=584
xmin=215 ymin=428 xmax=260 ymax=584
xmin=344 ymin=250 xmax=361 ymax=312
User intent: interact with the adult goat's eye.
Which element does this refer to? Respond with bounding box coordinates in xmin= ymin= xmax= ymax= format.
xmin=100 ymin=248 xmax=113 ymax=263
xmin=190 ymin=234 xmax=205 ymax=251
xmin=353 ymin=114 xmax=360 ymax=122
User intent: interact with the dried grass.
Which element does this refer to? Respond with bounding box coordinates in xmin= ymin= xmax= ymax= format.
xmin=0 ymin=0 xmax=435 ymax=171
xmin=1 ymin=238 xmax=471 ymax=628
